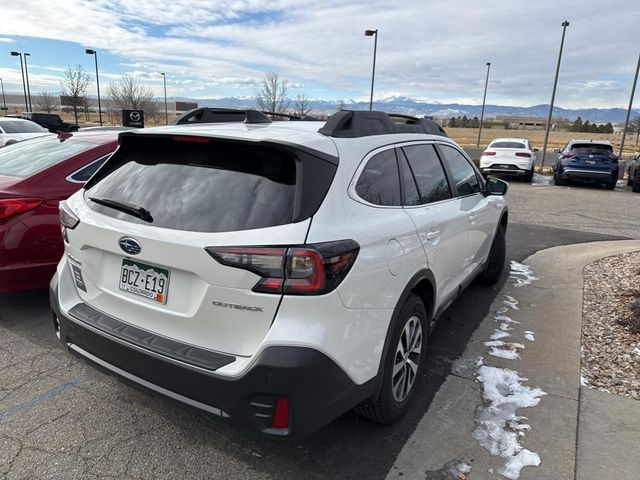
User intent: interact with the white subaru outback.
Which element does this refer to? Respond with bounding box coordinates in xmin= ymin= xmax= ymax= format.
xmin=51 ymin=110 xmax=508 ymax=436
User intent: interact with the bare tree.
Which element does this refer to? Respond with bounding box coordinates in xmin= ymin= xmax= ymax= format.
xmin=60 ymin=65 xmax=90 ymax=124
xmin=293 ymin=93 xmax=311 ymax=117
xmin=256 ymin=72 xmax=289 ymax=114
xmin=34 ymin=91 xmax=58 ymax=113
xmin=107 ymin=75 xmax=155 ymax=112
xmin=632 ymin=115 xmax=640 ymax=145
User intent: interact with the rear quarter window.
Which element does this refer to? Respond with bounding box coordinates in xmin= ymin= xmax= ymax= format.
xmin=355 ymin=149 xmax=401 ymax=206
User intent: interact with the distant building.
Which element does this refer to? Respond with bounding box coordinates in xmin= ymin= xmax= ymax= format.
xmin=495 ymin=115 xmax=548 ymax=130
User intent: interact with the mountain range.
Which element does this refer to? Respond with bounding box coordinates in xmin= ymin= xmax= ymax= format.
xmin=190 ymin=96 xmax=639 ymax=124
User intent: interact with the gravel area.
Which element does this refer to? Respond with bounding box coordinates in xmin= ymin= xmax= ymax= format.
xmin=582 ymin=251 xmax=640 ymax=399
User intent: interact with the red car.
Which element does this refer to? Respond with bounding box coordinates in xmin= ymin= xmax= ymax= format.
xmin=0 ymin=131 xmax=119 ymax=292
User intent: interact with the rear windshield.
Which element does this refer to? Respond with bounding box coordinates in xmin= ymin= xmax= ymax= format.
xmin=570 ymin=143 xmax=613 ymax=155
xmin=0 ymin=120 xmax=47 ymax=133
xmin=490 ymin=141 xmax=526 ymax=149
xmin=86 ymin=138 xmax=298 ymax=233
xmin=0 ymin=137 xmax=93 ymax=178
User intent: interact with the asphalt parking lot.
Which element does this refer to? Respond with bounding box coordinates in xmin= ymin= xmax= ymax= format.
xmin=1 ymin=178 xmax=638 ymax=480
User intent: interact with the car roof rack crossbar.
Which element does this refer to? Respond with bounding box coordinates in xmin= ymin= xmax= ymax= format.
xmin=260 ymin=111 xmax=319 ymax=121
xmin=318 ymin=110 xmax=448 ymax=138
xmin=174 ymin=107 xmax=272 ymax=125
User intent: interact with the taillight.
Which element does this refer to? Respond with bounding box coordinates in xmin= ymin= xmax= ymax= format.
xmin=59 ymin=201 xmax=80 ymax=229
xmin=482 ymin=151 xmax=496 ymax=156
xmin=608 ymin=153 xmax=618 ymax=162
xmin=0 ymin=198 xmax=43 ymax=221
xmin=562 ymin=151 xmax=576 ymax=158
xmin=515 ymin=152 xmax=532 ymax=158
xmin=206 ymin=240 xmax=359 ymax=295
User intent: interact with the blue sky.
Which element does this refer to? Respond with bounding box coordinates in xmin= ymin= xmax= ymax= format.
xmin=0 ymin=0 xmax=638 ymax=108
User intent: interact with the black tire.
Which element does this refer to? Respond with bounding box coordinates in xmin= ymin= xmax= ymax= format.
xmin=476 ymin=226 xmax=506 ymax=286
xmin=354 ymin=294 xmax=427 ymax=424
xmin=627 ymin=170 xmax=634 ymax=186
xmin=523 ymin=168 xmax=534 ymax=183
xmin=633 ymin=174 xmax=640 ymax=193
xmin=554 ymin=173 xmax=565 ymax=186
xmin=605 ymin=181 xmax=616 ymax=190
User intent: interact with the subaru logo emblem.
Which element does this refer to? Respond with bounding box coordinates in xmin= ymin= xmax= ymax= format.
xmin=119 ymin=237 xmax=141 ymax=255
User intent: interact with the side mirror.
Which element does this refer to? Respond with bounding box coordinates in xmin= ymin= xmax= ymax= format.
xmin=533 ymin=147 xmax=539 ymax=152
xmin=485 ymin=177 xmax=508 ymax=196
xmin=553 ymin=148 xmax=561 ymax=154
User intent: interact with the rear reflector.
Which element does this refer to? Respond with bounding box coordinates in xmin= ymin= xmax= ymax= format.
xmin=562 ymin=151 xmax=576 ymax=158
xmin=206 ymin=240 xmax=359 ymax=295
xmin=482 ymin=151 xmax=496 ymax=156
xmin=272 ymin=397 xmax=289 ymax=429
xmin=0 ymin=198 xmax=43 ymax=221
xmin=515 ymin=152 xmax=532 ymax=158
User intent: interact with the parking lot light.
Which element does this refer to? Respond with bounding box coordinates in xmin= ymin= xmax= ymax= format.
xmin=161 ymin=72 xmax=168 ymax=125
xmin=365 ymin=29 xmax=378 ymax=111
xmin=618 ymin=53 xmax=640 ymax=159
xmin=540 ymin=20 xmax=570 ymax=168
xmin=477 ymin=62 xmax=491 ymax=147
xmin=10 ymin=51 xmax=28 ymax=112
xmin=85 ymin=49 xmax=103 ymax=126
xmin=23 ymin=53 xmax=32 ymax=112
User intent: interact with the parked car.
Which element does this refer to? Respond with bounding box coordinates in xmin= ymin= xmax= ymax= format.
xmin=479 ymin=138 xmax=537 ymax=183
xmin=553 ymin=140 xmax=619 ymax=189
xmin=20 ymin=112 xmax=79 ymax=133
xmin=50 ymin=110 xmax=508 ymax=436
xmin=0 ymin=117 xmax=51 ymax=147
xmin=625 ymin=154 xmax=640 ymax=192
xmin=0 ymin=131 xmax=119 ymax=292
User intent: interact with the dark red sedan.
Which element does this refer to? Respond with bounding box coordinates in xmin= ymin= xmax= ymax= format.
xmin=0 ymin=131 xmax=119 ymax=292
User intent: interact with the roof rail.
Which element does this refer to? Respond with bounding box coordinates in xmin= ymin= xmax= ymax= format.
xmin=174 ymin=107 xmax=271 ymax=125
xmin=260 ymin=111 xmax=319 ymax=121
xmin=318 ymin=110 xmax=448 ymax=138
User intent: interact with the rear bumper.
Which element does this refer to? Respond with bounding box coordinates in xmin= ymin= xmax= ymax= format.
xmin=481 ymin=167 xmax=528 ymax=176
xmin=558 ymin=168 xmax=618 ymax=183
xmin=50 ymin=281 xmax=375 ymax=437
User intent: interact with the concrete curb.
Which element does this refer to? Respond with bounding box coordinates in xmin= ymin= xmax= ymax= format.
xmin=386 ymin=239 xmax=640 ymax=480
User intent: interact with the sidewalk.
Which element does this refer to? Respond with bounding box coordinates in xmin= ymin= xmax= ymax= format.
xmin=386 ymin=240 xmax=640 ymax=480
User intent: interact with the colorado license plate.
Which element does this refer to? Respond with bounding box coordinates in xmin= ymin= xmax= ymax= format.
xmin=119 ymin=259 xmax=170 ymax=304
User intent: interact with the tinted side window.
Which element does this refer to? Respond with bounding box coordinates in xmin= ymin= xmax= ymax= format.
xmin=402 ymin=144 xmax=451 ymax=204
xmin=399 ymin=153 xmax=420 ymax=206
xmin=70 ymin=155 xmax=111 ymax=182
xmin=439 ymin=144 xmax=480 ymax=196
xmin=355 ymin=149 xmax=401 ymax=206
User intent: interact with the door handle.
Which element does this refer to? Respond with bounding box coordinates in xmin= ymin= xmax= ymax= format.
xmin=425 ymin=230 xmax=440 ymax=242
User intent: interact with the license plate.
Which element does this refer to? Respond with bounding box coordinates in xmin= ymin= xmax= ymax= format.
xmin=499 ymin=164 xmax=510 ymax=169
xmin=585 ymin=160 xmax=595 ymax=165
xmin=119 ymin=259 xmax=170 ymax=304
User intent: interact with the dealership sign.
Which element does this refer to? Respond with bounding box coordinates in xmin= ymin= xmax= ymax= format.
xmin=122 ymin=109 xmax=144 ymax=128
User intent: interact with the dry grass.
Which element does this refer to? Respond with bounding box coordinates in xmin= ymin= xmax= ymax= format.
xmin=448 ymin=127 xmax=639 ymax=156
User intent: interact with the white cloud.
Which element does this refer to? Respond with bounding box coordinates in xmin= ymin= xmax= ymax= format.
xmin=0 ymin=37 xmax=15 ymax=43
xmin=0 ymin=0 xmax=637 ymax=108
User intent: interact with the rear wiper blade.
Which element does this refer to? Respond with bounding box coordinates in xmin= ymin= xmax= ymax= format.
xmin=89 ymin=197 xmax=153 ymax=223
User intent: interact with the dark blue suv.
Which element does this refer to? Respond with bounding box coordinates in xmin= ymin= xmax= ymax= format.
xmin=553 ymin=140 xmax=618 ymax=189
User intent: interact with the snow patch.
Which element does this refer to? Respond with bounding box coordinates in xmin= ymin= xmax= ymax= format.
xmin=484 ymin=341 xmax=525 ymax=360
xmin=473 ymin=366 xmax=546 ymax=478
xmin=531 ymin=174 xmax=552 ymax=187
xmin=524 ymin=331 xmax=535 ymax=341
xmin=580 ymin=373 xmax=589 ymax=386
xmin=633 ymin=347 xmax=640 ymax=357
xmin=499 ymin=449 xmax=541 ymax=479
xmin=509 ymin=261 xmax=538 ymax=288
xmin=491 ymin=329 xmax=511 ymax=341
xmin=452 ymin=355 xmax=484 ymax=375
xmin=503 ymin=295 xmax=520 ymax=310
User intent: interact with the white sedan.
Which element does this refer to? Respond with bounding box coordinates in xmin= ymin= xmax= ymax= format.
xmin=0 ymin=117 xmax=52 ymax=147
xmin=479 ymin=138 xmax=537 ymax=183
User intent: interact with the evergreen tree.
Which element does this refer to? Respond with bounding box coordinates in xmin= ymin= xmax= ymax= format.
xmin=448 ymin=117 xmax=457 ymax=127
xmin=604 ymin=122 xmax=614 ymax=134
xmin=582 ymin=120 xmax=590 ymax=132
xmin=461 ymin=115 xmax=469 ymax=128
xmin=571 ymin=116 xmax=583 ymax=132
xmin=470 ymin=116 xmax=480 ymax=128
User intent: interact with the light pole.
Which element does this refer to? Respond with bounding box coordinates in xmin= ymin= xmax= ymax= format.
xmin=618 ymin=52 xmax=640 ymax=159
xmin=0 ymin=78 xmax=7 ymax=115
xmin=10 ymin=51 xmax=28 ymax=112
xmin=365 ymin=29 xmax=378 ymax=111
xmin=161 ymin=72 xmax=168 ymax=124
xmin=477 ymin=62 xmax=491 ymax=147
xmin=540 ymin=20 xmax=570 ymax=168
xmin=85 ymin=49 xmax=102 ymax=126
xmin=23 ymin=53 xmax=32 ymax=111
